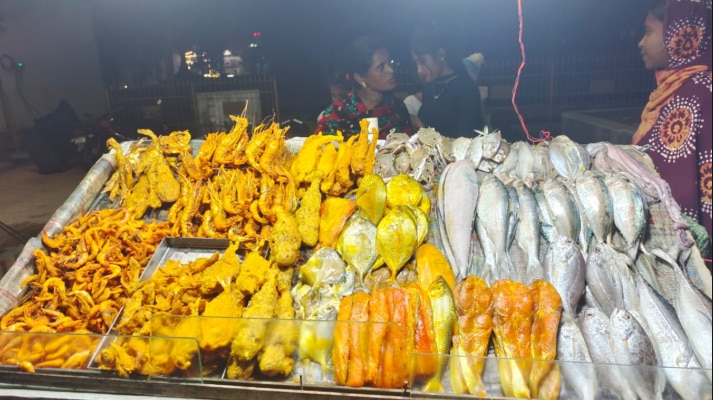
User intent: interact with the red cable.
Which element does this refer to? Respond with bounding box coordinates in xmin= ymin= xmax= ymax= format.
xmin=512 ymin=0 xmax=550 ymax=143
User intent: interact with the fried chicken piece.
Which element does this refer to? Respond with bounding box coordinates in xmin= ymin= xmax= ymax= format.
xmin=231 ymin=266 xmax=278 ymax=361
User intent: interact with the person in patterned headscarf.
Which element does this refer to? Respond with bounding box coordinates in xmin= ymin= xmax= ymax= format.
xmin=633 ymin=0 xmax=712 ymax=240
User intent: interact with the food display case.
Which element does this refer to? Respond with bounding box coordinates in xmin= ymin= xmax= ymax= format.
xmin=0 ymin=119 xmax=711 ymax=399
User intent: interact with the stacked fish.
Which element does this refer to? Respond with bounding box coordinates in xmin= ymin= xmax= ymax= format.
xmin=435 ymin=131 xmax=712 ymax=399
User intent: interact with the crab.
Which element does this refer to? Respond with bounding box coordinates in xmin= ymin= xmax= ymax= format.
xmin=372 ymin=128 xmax=453 ymax=189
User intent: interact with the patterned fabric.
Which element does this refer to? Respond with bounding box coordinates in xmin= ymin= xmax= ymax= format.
xmin=315 ymin=91 xmax=412 ymax=138
xmin=633 ymin=0 xmax=712 ymax=238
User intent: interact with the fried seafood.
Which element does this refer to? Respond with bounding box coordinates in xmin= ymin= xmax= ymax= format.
xmin=0 ymin=208 xmax=168 ymax=372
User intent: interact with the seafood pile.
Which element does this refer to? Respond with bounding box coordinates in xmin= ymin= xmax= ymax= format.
xmin=435 ymin=131 xmax=712 ymax=398
xmin=373 ymin=127 xmax=453 ymax=189
xmin=97 ymin=241 xmax=296 ymax=379
xmin=0 ymin=208 xmax=169 ymax=372
xmin=1 ymin=116 xmax=710 ymax=399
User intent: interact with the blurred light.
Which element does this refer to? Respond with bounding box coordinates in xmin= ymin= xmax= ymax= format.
xmin=227 ymin=74 xmax=235 ymax=78
xmin=16 ymin=61 xmax=24 ymax=68
xmin=250 ymin=43 xmax=258 ymax=48
xmin=253 ymin=31 xmax=261 ymax=37
xmin=123 ymin=85 xmax=128 ymax=89
xmin=223 ymin=50 xmax=232 ymax=56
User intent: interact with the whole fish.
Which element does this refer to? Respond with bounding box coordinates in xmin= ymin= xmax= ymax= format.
xmin=579 ymin=307 xmax=637 ymax=400
xmin=337 ymin=213 xmax=378 ymax=291
xmin=548 ymin=135 xmax=591 ymax=181
xmin=573 ymin=170 xmax=613 ymax=245
xmin=610 ymin=308 xmax=664 ymax=400
xmin=557 ymin=316 xmax=598 ymax=400
xmin=422 ymin=276 xmax=457 ymax=393
xmin=605 ymin=173 xmax=647 ymax=259
xmin=544 ymin=235 xmax=586 ymax=318
xmin=438 ymin=160 xmax=479 ymax=281
xmin=512 ymin=180 xmax=544 ymax=283
xmin=585 ymin=242 xmax=624 ymax=315
xmin=513 ymin=142 xmax=536 ymax=188
xmin=542 ymin=178 xmax=581 ymax=242
xmin=635 ymin=273 xmax=712 ymax=399
xmin=532 ymin=141 xmax=555 ymax=184
xmin=476 ymin=175 xmax=513 ymax=280
xmin=535 ymin=188 xmax=557 ymax=245
xmin=654 ymin=248 xmax=713 ymax=380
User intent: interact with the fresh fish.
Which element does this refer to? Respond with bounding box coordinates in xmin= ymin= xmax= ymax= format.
xmin=557 ymin=316 xmax=598 ymax=400
xmin=505 ymin=185 xmax=520 ymax=260
xmin=475 ymin=217 xmax=497 ymax=285
xmin=513 ymin=142 xmax=536 ymax=188
xmin=465 ymin=135 xmax=484 ymax=168
xmin=481 ymin=129 xmax=503 ymax=160
xmin=610 ymin=308 xmax=664 ymax=400
xmin=451 ymin=137 xmax=472 ymax=161
xmin=573 ymin=170 xmax=613 ymax=245
xmin=579 ymin=306 xmax=637 ymax=400
xmin=476 ymin=175 xmax=514 ymax=280
xmin=422 ymin=276 xmax=457 ymax=393
xmin=531 ymin=141 xmax=555 ymax=184
xmin=544 ymin=235 xmax=586 ymax=318
xmin=583 ymin=286 xmax=605 ymax=312
xmin=438 ymin=160 xmax=479 ymax=280
xmin=605 ymin=173 xmax=647 ymax=259
xmin=653 ymin=248 xmax=713 ymax=379
xmin=494 ymin=143 xmax=519 ymax=182
xmin=512 ymin=180 xmax=544 ymax=283
xmin=548 ymin=134 xmax=590 ymax=181
xmin=587 ymin=141 xmax=693 ymax=248
xmin=585 ymin=242 xmax=624 ymax=315
xmin=535 ymin=188 xmax=557 ymax=245
xmin=436 ymin=161 xmax=457 ymax=274
xmin=542 ymin=178 xmax=580 ymax=242
xmin=635 ymin=273 xmax=712 ymax=399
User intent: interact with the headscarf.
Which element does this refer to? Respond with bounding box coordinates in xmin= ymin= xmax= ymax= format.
xmin=632 ymin=0 xmax=712 ymax=145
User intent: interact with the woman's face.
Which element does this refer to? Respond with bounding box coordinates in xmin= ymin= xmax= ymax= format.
xmin=411 ymin=51 xmax=445 ymax=83
xmin=638 ymin=12 xmax=669 ymax=70
xmin=359 ymin=48 xmax=396 ymax=92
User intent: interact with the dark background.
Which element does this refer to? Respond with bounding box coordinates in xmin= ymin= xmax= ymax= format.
xmin=89 ymin=0 xmax=650 ymax=123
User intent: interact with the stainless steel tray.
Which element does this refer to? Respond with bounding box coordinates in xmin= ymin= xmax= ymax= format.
xmin=87 ymin=237 xmax=230 ymax=370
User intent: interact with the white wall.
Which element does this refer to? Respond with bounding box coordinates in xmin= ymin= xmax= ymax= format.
xmin=0 ymin=0 xmax=107 ymax=144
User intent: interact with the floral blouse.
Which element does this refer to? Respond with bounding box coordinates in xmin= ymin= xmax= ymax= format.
xmin=315 ymin=91 xmax=412 ymax=138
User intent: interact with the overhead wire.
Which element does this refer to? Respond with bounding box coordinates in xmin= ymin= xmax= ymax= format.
xmin=512 ymin=0 xmax=551 ymax=143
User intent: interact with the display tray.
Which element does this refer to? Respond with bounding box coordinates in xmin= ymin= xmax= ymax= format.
xmin=1 ymin=346 xmax=711 ymax=399
xmin=87 ymin=237 xmax=231 ymax=371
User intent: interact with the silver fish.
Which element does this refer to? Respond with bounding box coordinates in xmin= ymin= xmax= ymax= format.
xmin=605 ymin=173 xmax=647 ymax=258
xmin=549 ymin=134 xmax=591 ymax=181
xmin=476 ymin=175 xmax=513 ymax=280
xmin=610 ymin=308 xmax=664 ymax=400
xmin=535 ymin=187 xmax=557 ymax=245
xmin=573 ymin=170 xmax=613 ymax=245
xmin=579 ymin=306 xmax=637 ymax=400
xmin=513 ymin=180 xmax=544 ymax=283
xmin=557 ymin=316 xmax=598 ymax=400
xmin=438 ymin=160 xmax=479 ymax=281
xmin=585 ymin=242 xmax=625 ymax=315
xmin=635 ymin=273 xmax=712 ymax=399
xmin=654 ymin=248 xmax=713 ymax=380
xmin=544 ymin=235 xmax=586 ymax=318
xmin=542 ymin=178 xmax=581 ymax=242
xmin=513 ymin=142 xmax=536 ymax=188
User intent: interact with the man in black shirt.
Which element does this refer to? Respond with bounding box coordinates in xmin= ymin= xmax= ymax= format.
xmin=411 ymin=27 xmax=484 ymax=138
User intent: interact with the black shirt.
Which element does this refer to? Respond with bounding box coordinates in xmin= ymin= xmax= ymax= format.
xmin=418 ymin=72 xmax=483 ymax=138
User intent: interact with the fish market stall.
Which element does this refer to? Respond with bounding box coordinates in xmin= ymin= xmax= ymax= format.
xmin=0 ymin=118 xmax=711 ymax=399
